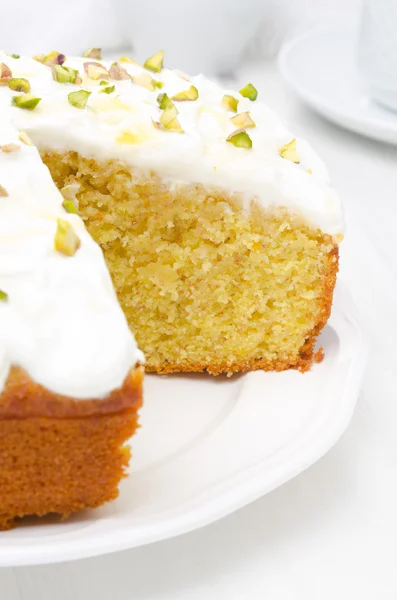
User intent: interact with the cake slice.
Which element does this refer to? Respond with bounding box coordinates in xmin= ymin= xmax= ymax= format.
xmin=0 ymin=115 xmax=143 ymax=530
xmin=2 ymin=50 xmax=343 ymax=377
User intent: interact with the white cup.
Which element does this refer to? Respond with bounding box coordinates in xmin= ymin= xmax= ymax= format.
xmin=357 ymin=0 xmax=397 ymax=112
xmin=121 ymin=0 xmax=266 ymax=76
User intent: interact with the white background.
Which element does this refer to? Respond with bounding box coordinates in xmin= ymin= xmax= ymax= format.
xmin=2 ymin=0 xmax=397 ymax=597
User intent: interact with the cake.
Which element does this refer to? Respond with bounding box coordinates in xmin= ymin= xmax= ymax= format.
xmin=0 ymin=48 xmax=343 ymax=525
xmin=0 ymin=84 xmax=144 ymax=529
xmin=0 ymin=50 xmax=343 ymax=376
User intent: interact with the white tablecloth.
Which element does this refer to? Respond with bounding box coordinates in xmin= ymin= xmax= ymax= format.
xmin=2 ymin=61 xmax=397 ymax=599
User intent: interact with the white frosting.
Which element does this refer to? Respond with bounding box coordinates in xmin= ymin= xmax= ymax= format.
xmin=0 ymin=52 xmax=344 ymax=237
xmin=0 ymin=115 xmax=143 ymax=400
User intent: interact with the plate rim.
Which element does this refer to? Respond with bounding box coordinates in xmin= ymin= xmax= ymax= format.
xmin=278 ymin=25 xmax=397 ymax=145
xmin=0 ymin=282 xmax=368 ymax=566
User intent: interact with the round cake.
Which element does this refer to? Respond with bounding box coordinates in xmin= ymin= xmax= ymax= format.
xmin=0 ymin=47 xmax=343 ymax=527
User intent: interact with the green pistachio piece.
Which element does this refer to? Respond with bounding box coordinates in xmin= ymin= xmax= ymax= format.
xmin=11 ymin=94 xmax=41 ymax=110
xmin=52 ymin=65 xmax=80 ymax=84
xmin=109 ymin=63 xmax=130 ymax=80
xmin=8 ymin=78 xmax=31 ymax=92
xmin=239 ymin=83 xmax=258 ymax=101
xmin=83 ymin=48 xmax=102 ymax=59
xmin=157 ymin=92 xmax=172 ymax=110
xmin=68 ymin=90 xmax=91 ymax=109
xmin=8 ymin=54 xmax=20 ymax=59
xmin=132 ymin=72 xmax=155 ymax=91
xmin=0 ymin=185 xmax=9 ymax=197
xmin=171 ymin=85 xmax=199 ymax=102
xmin=119 ymin=56 xmax=139 ymax=65
xmin=222 ymin=94 xmax=238 ymax=112
xmin=0 ymin=63 xmax=12 ymax=85
xmin=153 ymin=80 xmax=164 ymax=89
xmin=144 ymin=50 xmax=164 ymax=73
xmin=62 ymin=199 xmax=78 ymax=214
xmin=34 ymin=51 xmax=66 ymax=66
xmin=226 ymin=128 xmax=252 ymax=149
xmin=0 ymin=290 xmax=8 ymax=301
xmin=84 ymin=61 xmax=109 ymax=80
xmin=18 ymin=130 xmax=33 ymax=145
xmin=54 ymin=218 xmax=80 ymax=256
xmin=230 ymin=111 xmax=255 ymax=129
xmin=159 ymin=104 xmax=184 ymax=133
xmin=279 ymin=138 xmax=300 ymax=163
xmin=100 ymin=85 xmax=115 ymax=94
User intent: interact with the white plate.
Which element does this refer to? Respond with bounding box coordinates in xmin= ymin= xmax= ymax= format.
xmin=0 ymin=283 xmax=366 ymax=567
xmin=278 ymin=26 xmax=397 ymax=145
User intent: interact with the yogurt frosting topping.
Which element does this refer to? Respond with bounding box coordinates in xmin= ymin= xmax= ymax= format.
xmin=0 ymin=51 xmax=344 ymax=237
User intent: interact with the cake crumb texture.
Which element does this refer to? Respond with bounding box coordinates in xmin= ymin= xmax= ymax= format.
xmin=43 ymin=151 xmax=338 ymax=375
xmin=0 ymin=367 xmax=143 ymax=530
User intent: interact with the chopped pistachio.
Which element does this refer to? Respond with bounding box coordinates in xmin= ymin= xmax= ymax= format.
xmin=0 ymin=185 xmax=9 ymax=197
xmin=99 ymin=80 xmax=108 ymax=85
xmin=132 ymin=71 xmax=155 ymax=91
xmin=54 ymin=218 xmax=80 ymax=256
xmin=34 ymin=51 xmax=66 ymax=66
xmin=0 ymin=63 xmax=12 ymax=85
xmin=18 ymin=130 xmax=33 ymax=146
xmin=239 ymin=83 xmax=258 ymax=101
xmin=0 ymin=143 xmax=20 ymax=153
xmin=68 ymin=89 xmax=91 ymax=109
xmin=100 ymin=85 xmax=115 ymax=94
xmin=159 ymin=104 xmax=184 ymax=133
xmin=8 ymin=77 xmax=31 ymax=92
xmin=230 ymin=111 xmax=255 ymax=129
xmin=60 ymin=182 xmax=80 ymax=204
xmin=84 ymin=61 xmax=109 ymax=80
xmin=152 ymin=119 xmax=163 ymax=131
xmin=171 ymin=85 xmax=199 ymax=102
xmin=144 ymin=49 xmax=164 ymax=73
xmin=0 ymin=290 xmax=8 ymax=301
xmin=52 ymin=65 xmax=80 ymax=84
xmin=226 ymin=128 xmax=252 ymax=149
xmin=62 ymin=199 xmax=78 ymax=214
xmin=222 ymin=94 xmax=238 ymax=112
xmin=83 ymin=47 xmax=102 ymax=59
xmin=153 ymin=80 xmax=164 ymax=89
xmin=119 ymin=56 xmax=139 ymax=64
xmin=279 ymin=138 xmax=300 ymax=163
xmin=11 ymin=94 xmax=41 ymax=110
xmin=109 ymin=63 xmax=130 ymax=80
xmin=8 ymin=54 xmax=20 ymax=59
xmin=157 ymin=92 xmax=172 ymax=110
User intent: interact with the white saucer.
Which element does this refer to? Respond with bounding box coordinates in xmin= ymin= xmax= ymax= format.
xmin=0 ymin=283 xmax=367 ymax=567
xmin=278 ymin=26 xmax=397 ymax=145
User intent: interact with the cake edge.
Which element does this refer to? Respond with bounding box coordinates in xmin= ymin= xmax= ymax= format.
xmin=0 ymin=365 xmax=143 ymax=530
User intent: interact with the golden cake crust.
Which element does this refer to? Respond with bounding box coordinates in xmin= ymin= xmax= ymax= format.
xmin=0 ymin=366 xmax=143 ymax=530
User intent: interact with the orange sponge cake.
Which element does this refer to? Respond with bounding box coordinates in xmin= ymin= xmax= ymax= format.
xmin=0 ymin=366 xmax=142 ymax=530
xmin=0 ymin=114 xmax=143 ymax=529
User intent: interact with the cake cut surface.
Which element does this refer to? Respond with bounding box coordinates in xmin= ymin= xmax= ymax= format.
xmin=44 ymin=152 xmax=338 ymax=375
